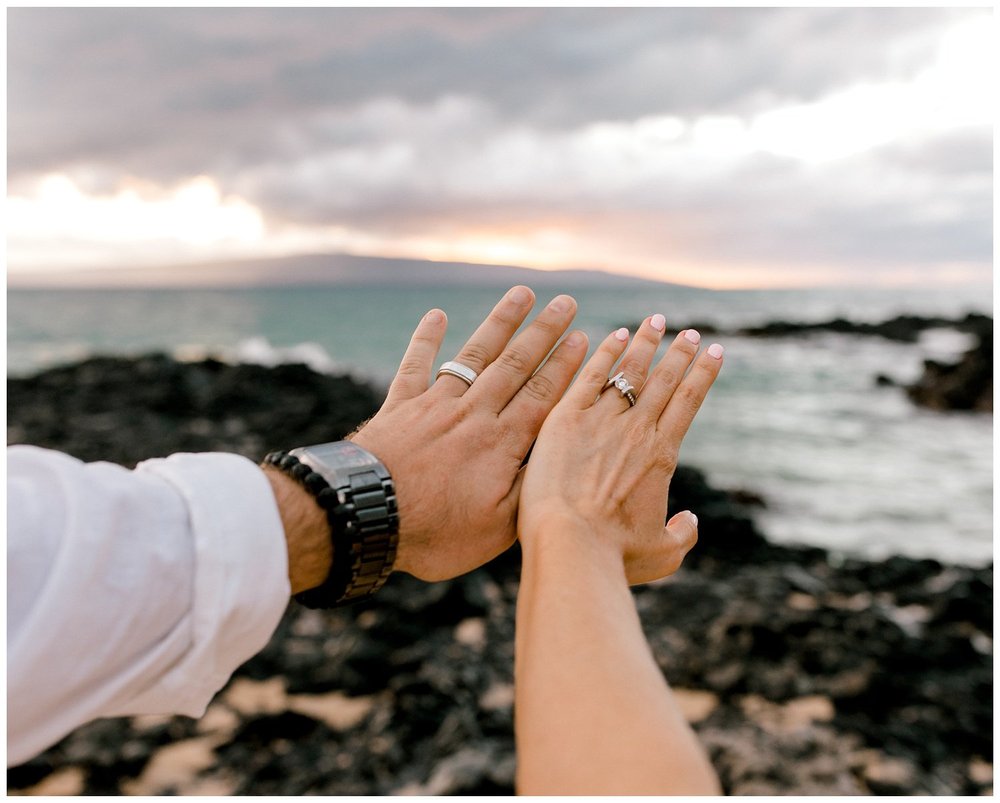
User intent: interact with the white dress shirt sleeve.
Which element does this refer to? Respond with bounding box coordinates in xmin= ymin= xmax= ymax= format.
xmin=6 ymin=445 xmax=291 ymax=766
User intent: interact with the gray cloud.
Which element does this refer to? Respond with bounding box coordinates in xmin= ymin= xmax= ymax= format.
xmin=8 ymin=7 xmax=967 ymax=176
xmin=7 ymin=7 xmax=992 ymax=282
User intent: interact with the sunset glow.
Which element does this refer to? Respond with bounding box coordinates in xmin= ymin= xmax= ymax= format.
xmin=7 ymin=175 xmax=266 ymax=270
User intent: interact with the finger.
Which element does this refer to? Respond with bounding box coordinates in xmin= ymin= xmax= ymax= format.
xmin=469 ymin=294 xmax=578 ymax=410
xmin=500 ymin=330 xmax=589 ymax=452
xmin=595 ymin=313 xmax=667 ymax=413
xmin=657 ymin=343 xmax=724 ymax=441
xmin=562 ymin=327 xmax=630 ymax=409
xmin=384 ymin=308 xmax=448 ymax=406
xmin=634 ymin=329 xmax=703 ymax=420
xmin=431 ymin=285 xmax=536 ymax=396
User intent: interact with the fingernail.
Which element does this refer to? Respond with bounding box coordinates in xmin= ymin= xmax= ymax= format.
xmin=708 ymin=344 xmax=724 ymax=359
xmin=689 ymin=511 xmax=699 ymax=527
xmin=509 ymin=286 xmax=532 ymax=305
xmin=614 ymin=327 xmax=629 ymax=342
xmin=548 ymin=295 xmax=573 ymax=312
xmin=684 ymin=329 xmax=701 ymax=345
xmin=564 ymin=331 xmax=585 ymax=347
xmin=425 ymin=309 xmax=444 ymax=323
xmin=650 ymin=313 xmax=666 ymax=332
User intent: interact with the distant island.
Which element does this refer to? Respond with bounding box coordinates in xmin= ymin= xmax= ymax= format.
xmin=7 ymin=252 xmax=685 ymax=291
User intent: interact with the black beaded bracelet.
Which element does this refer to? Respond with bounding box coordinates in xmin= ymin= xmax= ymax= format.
xmin=262 ymin=450 xmax=356 ymax=607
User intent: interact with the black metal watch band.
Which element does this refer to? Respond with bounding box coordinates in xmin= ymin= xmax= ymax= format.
xmin=262 ymin=444 xmax=399 ymax=608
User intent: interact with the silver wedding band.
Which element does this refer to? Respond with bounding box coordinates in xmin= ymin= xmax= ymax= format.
xmin=436 ymin=360 xmax=478 ymax=387
xmin=602 ymin=371 xmax=637 ymax=407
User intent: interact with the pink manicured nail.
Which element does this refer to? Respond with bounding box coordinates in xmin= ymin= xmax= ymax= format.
xmin=614 ymin=327 xmax=629 ymax=342
xmin=684 ymin=329 xmax=701 ymax=345
xmin=564 ymin=331 xmax=585 ymax=347
xmin=425 ymin=309 xmax=444 ymax=323
xmin=650 ymin=313 xmax=666 ymax=332
xmin=708 ymin=343 xmax=724 ymax=359
xmin=689 ymin=512 xmax=699 ymax=527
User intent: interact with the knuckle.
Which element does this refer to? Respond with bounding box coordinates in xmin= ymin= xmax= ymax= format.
xmin=530 ymin=315 xmax=562 ymax=337
xmin=617 ymin=356 xmax=646 ymax=382
xmin=520 ymin=371 xmax=557 ymax=403
xmin=676 ymin=382 xmax=703 ymax=411
xmin=488 ymin=306 xmax=520 ymax=328
xmin=497 ymin=344 xmax=534 ymax=375
xmin=695 ymin=356 xmax=721 ymax=380
xmin=584 ymin=366 xmax=610 ymax=387
xmin=396 ymin=357 xmax=427 ymax=378
xmin=411 ymin=329 xmax=438 ymax=346
xmin=653 ymin=366 xmax=681 ymax=392
xmin=457 ymin=342 xmax=493 ymax=371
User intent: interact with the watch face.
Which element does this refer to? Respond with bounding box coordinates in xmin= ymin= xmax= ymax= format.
xmin=297 ymin=441 xmax=379 ymax=473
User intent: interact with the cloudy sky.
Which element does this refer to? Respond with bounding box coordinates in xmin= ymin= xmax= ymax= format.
xmin=6 ymin=7 xmax=993 ymax=288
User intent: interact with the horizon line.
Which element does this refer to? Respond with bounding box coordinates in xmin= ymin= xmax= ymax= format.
xmin=6 ymin=249 xmax=992 ymax=294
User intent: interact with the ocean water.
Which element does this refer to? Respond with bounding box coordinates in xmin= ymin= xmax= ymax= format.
xmin=7 ymin=282 xmax=993 ymax=566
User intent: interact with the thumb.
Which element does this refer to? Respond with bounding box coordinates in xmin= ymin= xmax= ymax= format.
xmin=631 ymin=510 xmax=700 ymax=584
xmin=665 ymin=510 xmax=699 ymax=554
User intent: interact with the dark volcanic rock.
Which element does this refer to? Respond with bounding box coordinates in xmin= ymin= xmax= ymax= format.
xmin=906 ymin=334 xmax=993 ymax=412
xmin=736 ymin=312 xmax=992 ymax=343
xmin=6 ymin=353 xmax=383 ymax=465
xmin=6 ymin=354 xmax=993 ymax=796
xmin=616 ymin=312 xmax=992 ymax=345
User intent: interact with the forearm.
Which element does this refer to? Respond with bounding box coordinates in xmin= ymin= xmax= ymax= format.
xmin=261 ymin=465 xmax=332 ymax=595
xmin=515 ymin=522 xmax=720 ymax=795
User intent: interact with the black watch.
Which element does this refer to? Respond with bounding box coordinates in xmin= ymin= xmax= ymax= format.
xmin=265 ymin=441 xmax=399 ymax=608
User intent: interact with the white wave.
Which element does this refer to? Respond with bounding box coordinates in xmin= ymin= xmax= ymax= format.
xmin=173 ymin=336 xmax=343 ymax=375
xmin=917 ymin=328 xmax=977 ymax=362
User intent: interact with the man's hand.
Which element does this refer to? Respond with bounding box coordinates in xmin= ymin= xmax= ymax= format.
xmin=349 ymin=286 xmax=587 ymax=581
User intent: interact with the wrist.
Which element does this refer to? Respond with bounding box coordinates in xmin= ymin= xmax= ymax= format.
xmin=519 ymin=509 xmax=627 ymax=580
xmin=265 ymin=442 xmax=399 ymax=607
xmin=261 ymin=464 xmax=332 ymax=595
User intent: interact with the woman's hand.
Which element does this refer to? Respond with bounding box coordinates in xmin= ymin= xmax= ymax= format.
xmin=518 ymin=314 xmax=724 ymax=584
xmin=349 ymin=286 xmax=588 ymax=581
xmin=513 ymin=314 xmax=724 ymax=795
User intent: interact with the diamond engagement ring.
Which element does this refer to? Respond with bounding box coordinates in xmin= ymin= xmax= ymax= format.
xmin=603 ymin=371 xmax=637 ymax=407
xmin=436 ymin=360 xmax=479 ymax=387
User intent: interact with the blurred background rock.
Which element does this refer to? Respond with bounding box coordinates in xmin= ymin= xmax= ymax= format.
xmin=7 ymin=356 xmax=991 ymax=795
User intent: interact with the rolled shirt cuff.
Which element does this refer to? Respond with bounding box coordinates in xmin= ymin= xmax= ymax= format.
xmin=136 ymin=452 xmax=290 ymax=716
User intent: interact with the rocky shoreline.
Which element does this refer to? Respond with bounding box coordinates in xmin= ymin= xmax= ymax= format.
xmin=7 ymin=355 xmax=993 ymax=795
xmin=620 ymin=311 xmax=992 ymax=344
xmin=904 ymin=332 xmax=992 ymax=412
xmin=622 ymin=311 xmax=994 ymax=413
